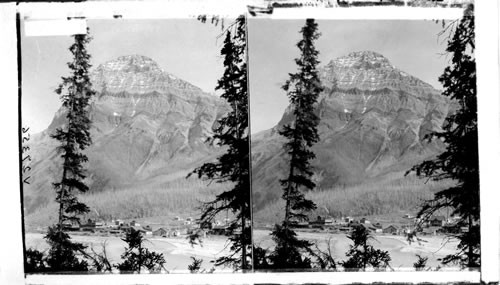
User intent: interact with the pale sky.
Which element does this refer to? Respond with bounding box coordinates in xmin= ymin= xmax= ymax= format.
xmin=248 ymin=19 xmax=450 ymax=134
xmin=22 ymin=19 xmax=226 ymax=133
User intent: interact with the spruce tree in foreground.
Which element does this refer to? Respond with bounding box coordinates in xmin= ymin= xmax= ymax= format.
xmin=116 ymin=228 xmax=166 ymax=273
xmin=407 ymin=5 xmax=479 ymax=268
xmin=341 ymin=225 xmax=391 ymax=271
xmin=45 ymin=28 xmax=96 ymax=272
xmin=268 ymin=19 xmax=323 ymax=269
xmin=189 ymin=16 xmax=251 ymax=270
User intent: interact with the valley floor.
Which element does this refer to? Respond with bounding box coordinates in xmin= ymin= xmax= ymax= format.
xmin=25 ymin=232 xmax=232 ymax=272
xmin=25 ymin=230 xmax=464 ymax=272
xmin=253 ymin=229 xmax=461 ymax=270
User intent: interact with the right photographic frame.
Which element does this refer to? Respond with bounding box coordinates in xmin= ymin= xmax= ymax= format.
xmin=248 ymin=7 xmax=481 ymax=272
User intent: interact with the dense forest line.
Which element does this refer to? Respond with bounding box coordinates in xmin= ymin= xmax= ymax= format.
xmin=254 ymin=173 xmax=453 ymax=225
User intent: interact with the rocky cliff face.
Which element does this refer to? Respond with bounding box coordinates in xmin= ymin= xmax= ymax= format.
xmin=252 ymin=51 xmax=453 ymax=209
xmin=24 ymin=55 xmax=227 ymax=214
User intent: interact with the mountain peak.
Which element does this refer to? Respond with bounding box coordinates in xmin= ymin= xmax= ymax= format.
xmin=97 ymin=54 xmax=163 ymax=76
xmin=90 ymin=55 xmax=204 ymax=96
xmin=328 ymin=50 xmax=393 ymax=70
xmin=321 ymin=51 xmax=435 ymax=94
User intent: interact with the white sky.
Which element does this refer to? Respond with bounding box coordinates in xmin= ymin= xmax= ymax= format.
xmin=22 ymin=19 xmax=226 ymax=133
xmin=248 ymin=19 xmax=450 ymax=134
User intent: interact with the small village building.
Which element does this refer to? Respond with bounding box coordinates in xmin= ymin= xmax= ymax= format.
xmin=309 ymin=216 xmax=325 ymax=228
xmin=422 ymin=227 xmax=439 ymax=236
xmin=383 ymin=225 xmax=399 ymax=235
xmin=373 ymin=222 xmax=383 ymax=229
xmin=153 ymin=228 xmax=169 ymax=237
xmin=81 ymin=219 xmax=97 ymax=232
xmin=297 ymin=221 xmax=310 ymax=228
xmin=119 ymin=224 xmax=131 ymax=232
xmin=95 ymin=221 xmax=105 ymax=229
xmin=143 ymin=225 xmax=153 ymax=231
xmin=360 ymin=218 xmax=370 ymax=224
xmin=339 ymin=226 xmax=351 ymax=233
xmin=429 ymin=216 xmax=445 ymax=227
xmin=210 ymin=227 xmax=225 ymax=235
xmin=324 ymin=217 xmax=334 ymax=225
xmin=62 ymin=221 xmax=80 ymax=231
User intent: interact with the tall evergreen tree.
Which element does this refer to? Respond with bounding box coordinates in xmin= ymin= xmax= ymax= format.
xmin=189 ymin=16 xmax=251 ymax=270
xmin=407 ymin=5 xmax=479 ymax=268
xmin=268 ymin=19 xmax=323 ymax=269
xmin=45 ymin=28 xmax=95 ymax=272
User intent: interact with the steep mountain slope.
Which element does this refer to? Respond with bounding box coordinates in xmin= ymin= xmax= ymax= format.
xmin=252 ymin=51 xmax=453 ymax=210
xmin=24 ymin=55 xmax=228 ymax=219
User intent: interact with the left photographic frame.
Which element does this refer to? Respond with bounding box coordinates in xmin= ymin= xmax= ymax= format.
xmin=19 ymin=4 xmax=252 ymax=276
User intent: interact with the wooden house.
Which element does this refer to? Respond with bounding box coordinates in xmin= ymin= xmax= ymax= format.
xmin=153 ymin=228 xmax=169 ymax=237
xmin=430 ymin=216 xmax=445 ymax=227
xmin=383 ymin=225 xmax=399 ymax=235
xmin=130 ymin=220 xmax=140 ymax=227
xmin=62 ymin=221 xmax=80 ymax=231
xmin=324 ymin=217 xmax=335 ymax=225
xmin=421 ymin=227 xmax=439 ymax=236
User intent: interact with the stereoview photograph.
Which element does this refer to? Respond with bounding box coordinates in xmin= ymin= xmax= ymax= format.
xmin=249 ymin=7 xmax=479 ymax=271
xmin=21 ymin=17 xmax=251 ymax=273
